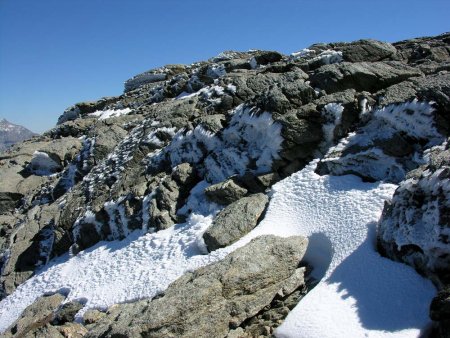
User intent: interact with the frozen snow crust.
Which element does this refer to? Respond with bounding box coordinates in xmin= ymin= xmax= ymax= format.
xmin=0 ymin=162 xmax=436 ymax=336
xmin=378 ymin=139 xmax=450 ymax=286
xmin=1 ymin=33 xmax=450 ymax=336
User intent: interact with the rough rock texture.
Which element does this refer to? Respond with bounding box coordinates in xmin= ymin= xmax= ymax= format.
xmin=53 ymin=301 xmax=85 ymax=325
xmin=83 ymin=309 xmax=106 ymax=325
xmin=203 ymin=193 xmax=269 ymax=251
xmin=86 ymin=235 xmax=308 ymax=338
xmin=430 ymin=286 xmax=450 ymax=338
xmin=204 ymin=178 xmax=248 ymax=205
xmin=377 ymin=139 xmax=450 ymax=285
xmin=0 ymin=32 xmax=449 ymax=336
xmin=377 ymin=140 xmax=450 ymax=337
xmin=2 ymin=292 xmax=66 ymax=337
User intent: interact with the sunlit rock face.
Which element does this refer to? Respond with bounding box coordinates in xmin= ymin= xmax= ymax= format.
xmin=0 ymin=32 xmax=449 ymax=338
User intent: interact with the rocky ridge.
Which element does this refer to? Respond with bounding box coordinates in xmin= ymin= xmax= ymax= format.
xmin=0 ymin=33 xmax=449 ymax=337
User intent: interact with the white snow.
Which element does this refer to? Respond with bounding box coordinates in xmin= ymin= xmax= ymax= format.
xmin=88 ymin=108 xmax=132 ymax=120
xmin=29 ymin=151 xmax=61 ymax=176
xmin=290 ymin=48 xmax=343 ymax=65
xmin=0 ymin=161 xmax=435 ymax=336
xmin=226 ymin=83 xmax=237 ymax=94
xmin=152 ymin=105 xmax=283 ymax=183
xmin=211 ymin=51 xmax=239 ymax=62
xmin=312 ymin=49 xmax=343 ymax=64
xmin=320 ymin=102 xmax=344 ymax=150
xmin=206 ymin=63 xmax=226 ymax=78
xmin=124 ymin=72 xmax=166 ymax=92
xmin=378 ymin=145 xmax=450 ymax=273
xmin=290 ymin=48 xmax=315 ymax=60
xmin=373 ymin=99 xmax=441 ymax=141
xmin=145 ymin=127 xmax=177 ymax=147
xmin=176 ymin=85 xmax=226 ymax=102
xmin=320 ymin=100 xmax=445 ymax=182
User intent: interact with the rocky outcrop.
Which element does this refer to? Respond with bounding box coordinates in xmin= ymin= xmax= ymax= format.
xmin=0 ymin=32 xmax=449 ymax=336
xmin=377 ymin=139 xmax=450 ymax=284
xmin=430 ymin=286 xmax=450 ymax=337
xmin=86 ymin=235 xmax=308 ymax=337
xmin=203 ymin=193 xmax=269 ymax=251
xmin=2 ymin=292 xmax=66 ymax=337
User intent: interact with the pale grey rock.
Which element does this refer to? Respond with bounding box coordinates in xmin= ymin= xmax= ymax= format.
xmin=310 ymin=61 xmax=423 ymax=93
xmin=203 ymin=193 xmax=269 ymax=251
xmin=57 ymin=322 xmax=88 ymax=338
xmin=378 ymin=139 xmax=450 ymax=286
xmin=204 ymin=179 xmax=248 ymax=205
xmin=2 ymin=292 xmax=66 ymax=337
xmin=83 ymin=309 xmax=106 ymax=325
xmin=337 ymin=39 xmax=397 ymax=62
xmin=86 ymin=235 xmax=308 ymax=338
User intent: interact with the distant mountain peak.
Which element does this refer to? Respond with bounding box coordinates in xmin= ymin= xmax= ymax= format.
xmin=0 ymin=118 xmax=37 ymax=152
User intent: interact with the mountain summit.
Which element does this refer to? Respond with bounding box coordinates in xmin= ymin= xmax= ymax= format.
xmin=0 ymin=33 xmax=449 ymax=337
xmin=0 ymin=118 xmax=37 ymax=152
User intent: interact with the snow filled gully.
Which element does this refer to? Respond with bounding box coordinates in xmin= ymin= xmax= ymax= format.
xmin=0 ymin=161 xmax=437 ymax=337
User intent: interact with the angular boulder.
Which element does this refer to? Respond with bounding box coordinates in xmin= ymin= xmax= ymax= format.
xmin=310 ymin=61 xmax=423 ymax=93
xmin=2 ymin=292 xmax=66 ymax=337
xmin=337 ymin=39 xmax=397 ymax=62
xmin=86 ymin=235 xmax=308 ymax=338
xmin=377 ymin=139 xmax=450 ymax=285
xmin=204 ymin=178 xmax=248 ymax=205
xmin=203 ymin=193 xmax=269 ymax=251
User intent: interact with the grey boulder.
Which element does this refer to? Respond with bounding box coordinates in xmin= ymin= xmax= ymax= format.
xmin=86 ymin=235 xmax=308 ymax=338
xmin=203 ymin=193 xmax=269 ymax=251
xmin=204 ymin=179 xmax=248 ymax=205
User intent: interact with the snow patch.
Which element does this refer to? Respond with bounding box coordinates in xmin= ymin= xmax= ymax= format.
xmin=0 ymin=162 xmax=435 ymax=336
xmin=320 ymin=100 xmax=445 ymax=182
xmin=312 ymin=50 xmax=343 ymax=65
xmin=151 ymin=105 xmax=283 ymax=183
xmin=88 ymin=108 xmax=132 ymax=121
xmin=290 ymin=48 xmax=315 ymax=60
xmin=373 ymin=99 xmax=440 ymax=141
xmin=320 ymin=102 xmax=344 ymax=151
xmin=206 ymin=64 xmax=226 ymax=78
xmin=29 ymin=151 xmax=61 ymax=176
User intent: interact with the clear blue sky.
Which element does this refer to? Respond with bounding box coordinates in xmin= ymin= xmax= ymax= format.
xmin=0 ymin=0 xmax=449 ymax=133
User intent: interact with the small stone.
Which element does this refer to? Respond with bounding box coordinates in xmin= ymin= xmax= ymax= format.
xmin=83 ymin=309 xmax=106 ymax=325
xmin=54 ymin=300 xmax=84 ymax=324
xmin=58 ymin=322 xmax=88 ymax=338
xmin=204 ymin=179 xmax=248 ymax=205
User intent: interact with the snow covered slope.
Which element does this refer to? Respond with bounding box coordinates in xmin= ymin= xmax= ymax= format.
xmin=0 ymin=161 xmax=436 ymax=336
xmin=1 ymin=33 xmax=449 ymax=337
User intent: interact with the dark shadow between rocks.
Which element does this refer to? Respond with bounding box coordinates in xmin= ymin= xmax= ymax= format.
xmin=323 ymin=173 xmax=381 ymax=192
xmin=302 ymin=232 xmax=333 ymax=281
xmin=327 ymin=222 xmax=436 ymax=332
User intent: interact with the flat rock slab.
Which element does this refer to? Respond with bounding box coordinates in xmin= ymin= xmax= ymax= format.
xmin=203 ymin=193 xmax=269 ymax=251
xmin=3 ymin=292 xmax=66 ymax=337
xmin=86 ymin=235 xmax=308 ymax=338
